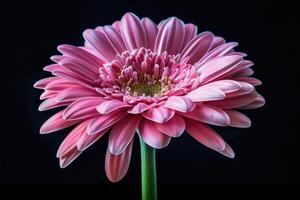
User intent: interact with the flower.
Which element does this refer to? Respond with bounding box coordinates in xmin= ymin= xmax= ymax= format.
xmin=34 ymin=12 xmax=265 ymax=182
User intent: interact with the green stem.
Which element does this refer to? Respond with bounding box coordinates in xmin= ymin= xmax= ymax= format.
xmin=138 ymin=133 xmax=157 ymax=200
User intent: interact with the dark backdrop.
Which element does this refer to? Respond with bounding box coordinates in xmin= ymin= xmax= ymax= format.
xmin=1 ymin=0 xmax=299 ymax=189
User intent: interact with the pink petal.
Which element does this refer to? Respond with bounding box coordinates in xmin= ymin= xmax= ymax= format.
xmin=57 ymin=44 xmax=104 ymax=70
xmin=63 ymin=97 xmax=104 ymax=120
xmin=34 ymin=77 xmax=60 ymax=89
xmin=102 ymin=26 xmax=127 ymax=54
xmin=141 ymin=17 xmax=158 ymax=50
xmin=226 ymin=82 xmax=254 ymax=98
xmin=44 ymin=63 xmax=66 ymax=72
xmin=83 ymin=29 xmax=117 ymax=62
xmin=199 ymin=42 xmax=238 ymax=64
xmin=87 ymin=111 xmax=128 ymax=135
xmin=40 ymin=110 xmax=80 ymax=134
xmin=227 ymin=51 xmax=247 ymax=57
xmin=186 ymin=86 xmax=225 ymax=102
xmin=44 ymin=79 xmax=77 ymax=91
xmin=164 ymin=96 xmax=195 ymax=112
xmin=155 ymin=115 xmax=185 ymax=137
xmin=142 ymin=106 xmax=175 ymax=123
xmin=59 ymin=58 xmax=98 ymax=82
xmin=182 ymin=23 xmax=198 ymax=48
xmin=185 ymin=119 xmax=226 ymax=152
xmin=108 ymin=115 xmax=141 ymax=155
xmin=233 ymin=68 xmax=254 ymax=77
xmin=52 ymin=69 xmax=95 ymax=90
xmin=226 ymin=60 xmax=254 ymax=78
xmin=225 ymin=110 xmax=251 ymax=128
xmin=219 ymin=143 xmax=235 ymax=158
xmin=127 ymin=102 xmax=153 ymax=114
xmin=38 ymin=97 xmax=70 ymax=111
xmin=50 ymin=56 xmax=65 ymax=64
xmin=56 ymin=87 xmax=99 ymax=102
xmin=180 ymin=105 xmax=230 ymax=126
xmin=157 ymin=18 xmax=168 ymax=28
xmin=238 ymin=94 xmax=265 ymax=109
xmin=40 ymin=90 xmax=58 ymax=100
xmin=77 ymin=126 xmax=109 ymax=151
xmin=154 ymin=17 xmax=185 ymax=55
xmin=59 ymin=147 xmax=82 ymax=168
xmin=210 ymin=36 xmax=225 ymax=49
xmin=231 ymin=77 xmax=262 ymax=86
xmin=105 ymin=138 xmax=133 ymax=182
xmin=179 ymin=32 xmax=214 ymax=64
xmin=96 ymin=99 xmax=131 ymax=114
xmin=56 ymin=121 xmax=88 ymax=158
xmin=139 ymin=119 xmax=171 ymax=148
xmin=208 ymin=91 xmax=258 ymax=109
xmin=202 ymin=80 xmax=241 ymax=93
xmin=121 ymin=13 xmax=146 ymax=51
xmin=112 ymin=21 xmax=121 ymax=30
xmin=197 ymin=55 xmax=243 ymax=83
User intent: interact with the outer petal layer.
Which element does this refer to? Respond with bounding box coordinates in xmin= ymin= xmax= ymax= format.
xmin=105 ymin=139 xmax=134 ymax=182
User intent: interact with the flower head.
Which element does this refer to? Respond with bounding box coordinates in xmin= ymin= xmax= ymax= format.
xmin=34 ymin=13 xmax=265 ymax=182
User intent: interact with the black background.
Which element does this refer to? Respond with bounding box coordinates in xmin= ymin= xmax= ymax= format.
xmin=1 ymin=0 xmax=299 ymax=189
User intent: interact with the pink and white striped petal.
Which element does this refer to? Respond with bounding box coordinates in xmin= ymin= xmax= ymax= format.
xmin=202 ymin=80 xmax=241 ymax=93
xmin=121 ymin=13 xmax=146 ymax=51
xmin=44 ymin=79 xmax=77 ymax=91
xmin=59 ymin=147 xmax=82 ymax=168
xmin=102 ymin=26 xmax=127 ymax=54
xmin=57 ymin=44 xmax=104 ymax=69
xmin=238 ymin=94 xmax=265 ymax=109
xmin=38 ymin=97 xmax=71 ymax=111
xmin=210 ymin=36 xmax=226 ymax=49
xmin=226 ymin=82 xmax=254 ymax=98
xmin=164 ymin=96 xmax=195 ymax=113
xmin=83 ymin=29 xmax=117 ymax=62
xmin=142 ymin=107 xmax=175 ymax=123
xmin=40 ymin=90 xmax=58 ymax=100
xmin=40 ymin=110 xmax=80 ymax=134
xmin=127 ymin=102 xmax=153 ymax=114
xmin=197 ymin=55 xmax=243 ymax=83
xmin=231 ymin=77 xmax=262 ymax=86
xmin=59 ymin=58 xmax=99 ymax=82
xmin=186 ymin=86 xmax=225 ymax=102
xmin=233 ymin=68 xmax=254 ymax=77
xmin=97 ymin=99 xmax=131 ymax=114
xmin=77 ymin=126 xmax=109 ymax=151
xmin=87 ymin=111 xmax=127 ymax=135
xmin=34 ymin=77 xmax=60 ymax=89
xmin=154 ymin=17 xmax=185 ymax=55
xmin=185 ymin=119 xmax=226 ymax=152
xmin=208 ymin=91 xmax=258 ymax=109
xmin=56 ymin=87 xmax=99 ymax=102
xmin=52 ymin=69 xmax=95 ymax=90
xmin=56 ymin=121 xmax=88 ymax=158
xmin=105 ymin=138 xmax=134 ymax=182
xmin=63 ymin=97 xmax=104 ymax=120
xmin=179 ymin=32 xmax=214 ymax=64
xmin=182 ymin=23 xmax=198 ymax=48
xmin=198 ymin=42 xmax=238 ymax=64
xmin=155 ymin=115 xmax=185 ymax=137
xmin=139 ymin=119 xmax=171 ymax=149
xmin=180 ymin=105 xmax=230 ymax=126
xmin=218 ymin=143 xmax=235 ymax=158
xmin=108 ymin=115 xmax=141 ymax=155
xmin=49 ymin=56 xmax=65 ymax=64
xmin=225 ymin=110 xmax=251 ymax=128
xmin=141 ymin=17 xmax=158 ymax=50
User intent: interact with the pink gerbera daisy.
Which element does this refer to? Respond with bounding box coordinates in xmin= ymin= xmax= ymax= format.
xmin=34 ymin=12 xmax=264 ymax=195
